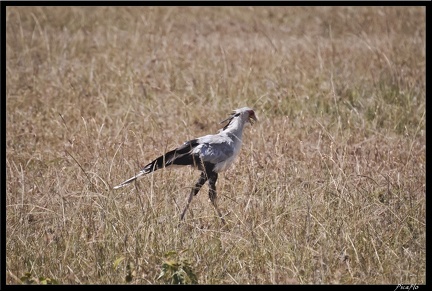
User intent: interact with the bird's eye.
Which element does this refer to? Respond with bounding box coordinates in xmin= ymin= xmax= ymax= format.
xmin=234 ymin=113 xmax=240 ymax=117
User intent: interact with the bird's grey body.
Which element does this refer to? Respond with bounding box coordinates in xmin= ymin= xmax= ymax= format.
xmin=113 ymin=107 xmax=257 ymax=223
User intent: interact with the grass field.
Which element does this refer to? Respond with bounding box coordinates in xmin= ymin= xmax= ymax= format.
xmin=6 ymin=6 xmax=425 ymax=284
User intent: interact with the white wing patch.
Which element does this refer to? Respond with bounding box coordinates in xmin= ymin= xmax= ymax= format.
xmin=192 ymin=134 xmax=242 ymax=172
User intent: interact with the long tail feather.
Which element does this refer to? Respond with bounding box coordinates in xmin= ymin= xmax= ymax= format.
xmin=113 ymin=139 xmax=199 ymax=190
xmin=113 ymin=157 xmax=161 ymax=189
xmin=113 ymin=171 xmax=146 ymax=189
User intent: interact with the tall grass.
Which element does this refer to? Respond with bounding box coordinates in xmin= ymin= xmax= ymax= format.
xmin=6 ymin=6 xmax=425 ymax=284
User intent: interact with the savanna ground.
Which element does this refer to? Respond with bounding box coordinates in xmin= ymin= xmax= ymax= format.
xmin=5 ymin=6 xmax=425 ymax=285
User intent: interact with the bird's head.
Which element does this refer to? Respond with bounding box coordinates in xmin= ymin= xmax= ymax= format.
xmin=245 ymin=108 xmax=258 ymax=125
xmin=220 ymin=107 xmax=258 ymax=130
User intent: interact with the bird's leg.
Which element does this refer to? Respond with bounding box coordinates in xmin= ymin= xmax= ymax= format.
xmin=180 ymin=172 xmax=207 ymax=221
xmin=208 ymin=173 xmax=226 ymax=224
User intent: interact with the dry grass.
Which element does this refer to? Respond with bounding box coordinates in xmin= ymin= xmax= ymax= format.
xmin=6 ymin=6 xmax=425 ymax=285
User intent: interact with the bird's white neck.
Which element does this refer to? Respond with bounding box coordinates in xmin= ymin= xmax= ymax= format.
xmin=220 ymin=115 xmax=248 ymax=143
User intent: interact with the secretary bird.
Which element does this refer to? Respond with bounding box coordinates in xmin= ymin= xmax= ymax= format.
xmin=113 ymin=107 xmax=258 ymax=223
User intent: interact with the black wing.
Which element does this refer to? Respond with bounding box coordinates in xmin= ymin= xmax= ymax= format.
xmin=141 ymin=139 xmax=201 ymax=174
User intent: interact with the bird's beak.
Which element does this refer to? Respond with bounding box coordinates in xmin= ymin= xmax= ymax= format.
xmin=249 ymin=113 xmax=258 ymax=125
